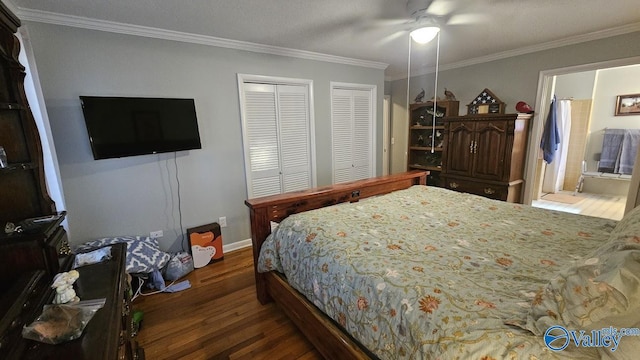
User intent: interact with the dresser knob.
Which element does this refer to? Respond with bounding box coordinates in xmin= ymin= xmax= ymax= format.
xmin=484 ymin=187 xmax=495 ymax=195
xmin=10 ymin=318 xmax=20 ymax=329
xmin=449 ymin=182 xmax=459 ymax=189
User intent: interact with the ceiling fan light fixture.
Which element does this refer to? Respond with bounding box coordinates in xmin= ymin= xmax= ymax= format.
xmin=409 ymin=26 xmax=440 ymax=44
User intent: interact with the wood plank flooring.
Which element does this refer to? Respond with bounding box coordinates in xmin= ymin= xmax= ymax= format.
xmin=134 ymin=247 xmax=321 ymax=360
xmin=531 ymin=191 xmax=626 ymax=220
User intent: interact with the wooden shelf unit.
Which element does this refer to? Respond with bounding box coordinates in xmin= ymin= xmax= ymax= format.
xmin=0 ymin=4 xmax=55 ymax=224
xmin=407 ymin=101 xmax=459 ymax=186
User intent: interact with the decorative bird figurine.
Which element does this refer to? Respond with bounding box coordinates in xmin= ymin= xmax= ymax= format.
xmin=414 ymin=88 xmax=425 ymax=103
xmin=444 ymin=88 xmax=457 ymax=101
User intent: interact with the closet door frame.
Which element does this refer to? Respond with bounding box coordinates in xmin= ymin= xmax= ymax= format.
xmin=330 ymin=82 xmax=377 ymax=183
xmin=238 ymin=74 xmax=317 ymax=198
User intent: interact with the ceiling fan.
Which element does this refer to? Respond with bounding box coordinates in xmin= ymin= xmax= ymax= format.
xmin=394 ymin=0 xmax=487 ymax=151
xmin=376 ymin=0 xmax=486 ymax=46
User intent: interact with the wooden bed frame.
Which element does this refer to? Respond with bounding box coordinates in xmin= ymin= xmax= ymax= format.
xmin=245 ymin=171 xmax=427 ymax=359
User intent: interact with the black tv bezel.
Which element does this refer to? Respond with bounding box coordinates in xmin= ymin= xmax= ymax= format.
xmin=80 ymin=96 xmax=202 ymax=160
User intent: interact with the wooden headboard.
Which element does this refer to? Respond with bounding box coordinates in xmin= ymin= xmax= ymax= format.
xmin=245 ymin=170 xmax=427 ymax=302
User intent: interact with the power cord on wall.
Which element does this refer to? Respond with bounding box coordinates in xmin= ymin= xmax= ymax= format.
xmin=174 ymin=152 xmax=187 ymax=253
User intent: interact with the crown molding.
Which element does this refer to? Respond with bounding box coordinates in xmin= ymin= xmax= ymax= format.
xmin=385 ymin=22 xmax=640 ymax=81
xmin=14 ymin=7 xmax=389 ymax=70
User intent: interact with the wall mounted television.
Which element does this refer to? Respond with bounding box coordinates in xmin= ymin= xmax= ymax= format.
xmin=80 ymin=96 xmax=202 ymax=160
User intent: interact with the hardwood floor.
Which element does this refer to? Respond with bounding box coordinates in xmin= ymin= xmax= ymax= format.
xmin=531 ymin=190 xmax=626 ymax=220
xmin=135 ymin=247 xmax=321 ymax=360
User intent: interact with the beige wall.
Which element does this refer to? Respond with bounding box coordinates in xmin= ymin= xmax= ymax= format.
xmin=562 ymin=100 xmax=592 ymax=191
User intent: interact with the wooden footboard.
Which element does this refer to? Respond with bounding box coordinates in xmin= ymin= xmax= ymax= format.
xmin=244 ymin=171 xmax=427 ymax=359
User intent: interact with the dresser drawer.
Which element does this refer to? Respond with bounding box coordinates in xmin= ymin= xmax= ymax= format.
xmin=0 ymin=271 xmax=49 ymax=359
xmin=0 ymin=216 xmax=69 ymax=283
xmin=442 ymin=177 xmax=509 ymax=201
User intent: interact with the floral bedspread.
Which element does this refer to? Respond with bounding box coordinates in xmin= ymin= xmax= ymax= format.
xmin=257 ymin=186 xmax=617 ymax=359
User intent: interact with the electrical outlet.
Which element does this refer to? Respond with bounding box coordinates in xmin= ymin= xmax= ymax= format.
xmin=218 ymin=216 xmax=227 ymax=228
xmin=150 ymin=230 xmax=163 ymax=238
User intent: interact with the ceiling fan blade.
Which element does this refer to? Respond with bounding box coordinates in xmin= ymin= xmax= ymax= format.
xmin=407 ymin=0 xmax=437 ymax=18
xmin=424 ymin=0 xmax=456 ymax=17
xmin=376 ymin=30 xmax=408 ymax=46
xmin=365 ymin=18 xmax=410 ymax=29
xmin=415 ymin=0 xmax=489 ymax=27
xmin=446 ymin=13 xmax=489 ymax=25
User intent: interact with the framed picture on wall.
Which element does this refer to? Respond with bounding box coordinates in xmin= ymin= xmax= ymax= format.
xmin=615 ymin=94 xmax=640 ymax=116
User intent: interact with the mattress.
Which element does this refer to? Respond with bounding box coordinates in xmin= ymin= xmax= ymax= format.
xmin=257 ymin=185 xmax=617 ymax=359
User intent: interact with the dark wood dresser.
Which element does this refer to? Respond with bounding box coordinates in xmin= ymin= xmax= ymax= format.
xmin=441 ymin=113 xmax=532 ymax=203
xmin=0 ymin=243 xmax=144 ymax=359
xmin=0 ymin=212 xmax=71 ymax=284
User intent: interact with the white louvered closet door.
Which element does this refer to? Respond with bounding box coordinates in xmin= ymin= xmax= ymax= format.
xmin=331 ymin=87 xmax=373 ymax=184
xmin=241 ymin=82 xmax=313 ymax=198
xmin=351 ymin=90 xmax=373 ymax=180
xmin=243 ymin=83 xmax=282 ymax=198
xmin=332 ymin=89 xmax=353 ymax=183
xmin=278 ymin=85 xmax=312 ymax=193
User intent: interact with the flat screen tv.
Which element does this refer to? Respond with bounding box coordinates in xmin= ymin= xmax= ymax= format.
xmin=80 ymin=96 xmax=202 ymax=160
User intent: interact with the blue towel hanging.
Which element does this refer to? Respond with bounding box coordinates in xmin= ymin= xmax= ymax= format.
xmin=540 ymin=95 xmax=560 ymax=163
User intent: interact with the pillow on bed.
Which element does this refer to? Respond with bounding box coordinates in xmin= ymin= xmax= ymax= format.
xmin=515 ymin=218 xmax=640 ymax=339
xmin=75 ymin=236 xmax=171 ymax=274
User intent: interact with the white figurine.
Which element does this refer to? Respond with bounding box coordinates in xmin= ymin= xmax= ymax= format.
xmin=51 ymin=270 xmax=80 ymax=304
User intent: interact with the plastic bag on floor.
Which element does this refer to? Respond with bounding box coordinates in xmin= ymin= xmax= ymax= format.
xmin=164 ymin=252 xmax=194 ymax=281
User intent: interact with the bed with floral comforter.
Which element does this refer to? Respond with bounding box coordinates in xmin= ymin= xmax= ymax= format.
xmin=257 ymin=185 xmax=628 ymax=359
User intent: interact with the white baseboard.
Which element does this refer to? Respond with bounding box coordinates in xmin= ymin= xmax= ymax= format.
xmin=223 ymin=238 xmax=252 ymax=253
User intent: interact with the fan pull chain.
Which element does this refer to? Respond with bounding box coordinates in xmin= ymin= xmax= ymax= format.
xmin=406 ymin=35 xmax=412 ymax=140
xmin=431 ymin=32 xmax=441 ymax=153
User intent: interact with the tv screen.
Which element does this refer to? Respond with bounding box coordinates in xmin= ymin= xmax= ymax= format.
xmin=80 ymin=96 xmax=202 ymax=160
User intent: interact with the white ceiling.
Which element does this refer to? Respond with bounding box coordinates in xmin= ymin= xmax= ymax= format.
xmin=8 ymin=0 xmax=640 ymax=80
